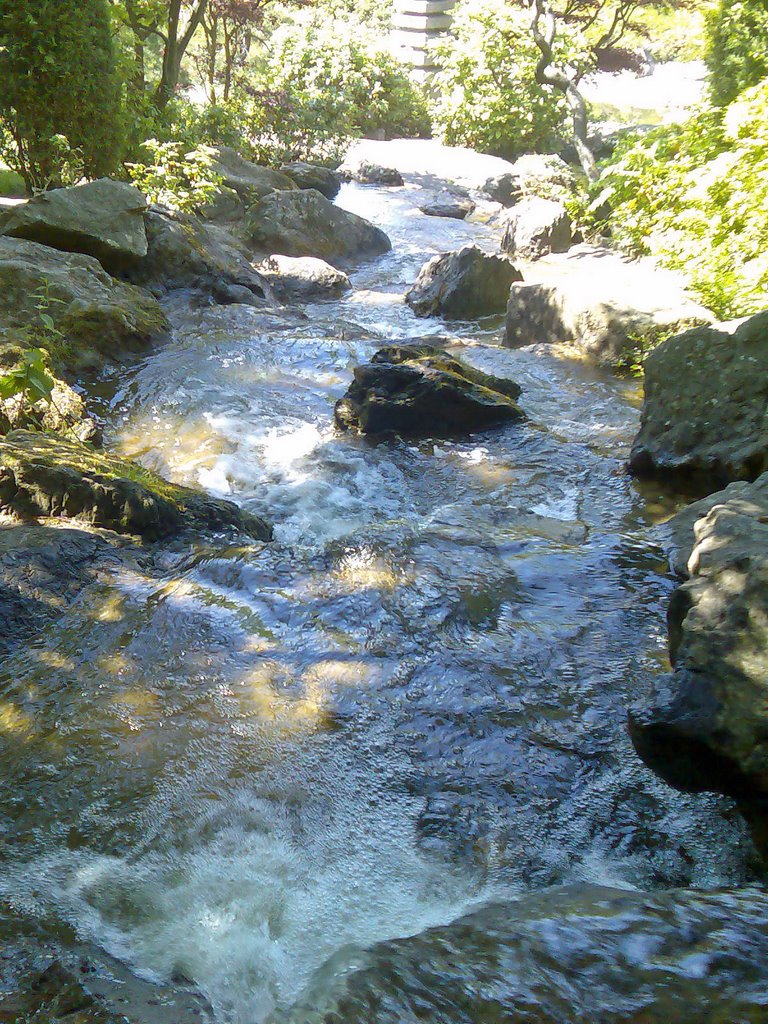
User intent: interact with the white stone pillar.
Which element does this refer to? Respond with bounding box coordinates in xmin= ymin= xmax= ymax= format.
xmin=390 ymin=0 xmax=456 ymax=80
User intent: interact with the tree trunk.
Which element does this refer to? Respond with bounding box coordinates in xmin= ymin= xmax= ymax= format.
xmin=157 ymin=0 xmax=209 ymax=108
xmin=529 ymin=0 xmax=598 ymax=183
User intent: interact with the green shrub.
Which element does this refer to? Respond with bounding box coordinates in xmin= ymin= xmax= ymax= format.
xmin=429 ymin=0 xmax=585 ymax=160
xmin=0 ymin=0 xmax=124 ymax=191
xmin=591 ymin=81 xmax=768 ymax=319
xmin=0 ymin=166 xmax=25 ymax=197
xmin=127 ymin=141 xmax=223 ymax=212
xmin=705 ymin=0 xmax=768 ymax=108
xmin=242 ymin=19 xmax=430 ymax=165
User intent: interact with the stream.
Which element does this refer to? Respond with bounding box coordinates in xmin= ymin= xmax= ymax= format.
xmin=1 ymin=179 xmax=766 ymax=1022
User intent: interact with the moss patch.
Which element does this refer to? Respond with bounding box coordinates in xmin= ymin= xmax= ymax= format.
xmin=0 ymin=430 xmax=271 ymax=541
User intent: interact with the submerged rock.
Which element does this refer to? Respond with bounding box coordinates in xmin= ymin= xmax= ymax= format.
xmin=335 ymin=343 xmax=524 ymax=438
xmin=255 ymin=254 xmax=351 ymax=301
xmin=271 ymin=885 xmax=768 ymax=1024
xmin=280 ymin=162 xmax=342 ymax=200
xmin=0 ymin=177 xmax=148 ymax=273
xmin=244 ymin=189 xmax=391 ymax=262
xmin=629 ymin=472 xmax=768 ymax=855
xmin=0 ymin=430 xmax=271 ymax=541
xmin=504 ymin=244 xmax=711 ymax=365
xmin=0 ymin=238 xmax=168 ymax=372
xmin=629 ymin=311 xmax=768 ymax=488
xmin=499 ymin=197 xmax=572 ymax=260
xmin=0 ymin=521 xmax=135 ymax=657
xmin=406 ymin=246 xmax=522 ymax=320
xmin=0 ymin=932 xmax=213 ymax=1024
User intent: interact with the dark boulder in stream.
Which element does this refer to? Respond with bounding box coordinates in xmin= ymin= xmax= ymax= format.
xmin=406 ymin=246 xmax=522 ymax=319
xmin=0 ymin=430 xmax=271 ymax=541
xmin=630 ymin=472 xmax=768 ymax=854
xmin=335 ymin=343 xmax=524 ymax=438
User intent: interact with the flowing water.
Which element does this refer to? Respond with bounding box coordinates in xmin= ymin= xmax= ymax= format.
xmin=1 ymin=181 xmax=766 ymax=1022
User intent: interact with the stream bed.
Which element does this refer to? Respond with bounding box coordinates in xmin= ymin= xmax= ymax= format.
xmin=1 ymin=180 xmax=766 ymax=1022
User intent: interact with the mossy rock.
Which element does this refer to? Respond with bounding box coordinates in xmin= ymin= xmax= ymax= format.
xmin=0 ymin=237 xmax=168 ymax=375
xmin=335 ymin=343 xmax=525 ymax=438
xmin=0 ymin=430 xmax=271 ymax=541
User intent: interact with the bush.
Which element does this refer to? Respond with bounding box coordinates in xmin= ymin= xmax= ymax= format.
xmin=0 ymin=0 xmax=124 ymax=191
xmin=126 ymin=141 xmax=224 ymax=213
xmin=429 ymin=0 xmax=584 ymax=160
xmin=242 ymin=19 xmax=430 ymax=165
xmin=705 ymin=0 xmax=768 ymax=108
xmin=591 ymin=81 xmax=768 ymax=319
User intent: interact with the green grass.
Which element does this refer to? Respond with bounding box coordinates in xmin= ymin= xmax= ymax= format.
xmin=0 ymin=167 xmax=26 ymax=198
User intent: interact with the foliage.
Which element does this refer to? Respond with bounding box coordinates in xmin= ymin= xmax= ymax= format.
xmin=0 ymin=166 xmax=25 ymax=198
xmin=542 ymin=0 xmax=692 ymax=60
xmin=0 ymin=348 xmax=57 ymax=429
xmin=127 ymin=140 xmax=224 ymax=211
xmin=0 ymin=0 xmax=124 ymax=192
xmin=0 ymin=281 xmax=67 ymax=430
xmin=704 ymin=0 xmax=768 ymax=108
xmin=240 ymin=18 xmax=430 ymax=165
xmin=429 ymin=0 xmax=582 ymax=160
xmin=613 ymin=319 xmax=705 ymax=377
xmin=626 ymin=2 xmax=707 ymax=62
xmin=590 ymin=80 xmax=768 ymax=319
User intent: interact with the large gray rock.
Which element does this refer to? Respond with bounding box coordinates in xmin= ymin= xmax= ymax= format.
xmin=340 ymin=160 xmax=404 ymax=186
xmin=335 ymin=343 xmax=524 ymax=438
xmin=0 ymin=238 xmax=168 ymax=371
xmin=280 ymin=162 xmax=342 ymax=199
xmin=418 ymin=190 xmax=475 ymax=220
xmin=500 ymin=197 xmax=572 ymax=259
xmin=629 ymin=312 xmax=768 ymax=488
xmin=0 ymin=430 xmax=271 ymax=541
xmin=629 ymin=473 xmax=768 ymax=855
xmin=213 ymin=146 xmax=297 ymax=205
xmin=0 ymin=178 xmax=148 ymax=273
xmin=244 ymin=189 xmax=391 ymax=262
xmin=484 ymin=154 xmax=577 ymax=206
xmin=255 ymin=254 xmax=351 ymax=301
xmin=128 ymin=206 xmax=275 ymax=306
xmin=504 ymin=244 xmax=711 ymax=365
xmin=406 ymin=246 xmax=522 ymax=320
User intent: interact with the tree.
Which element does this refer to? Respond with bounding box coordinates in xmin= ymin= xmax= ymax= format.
xmin=0 ymin=0 xmax=124 ymax=191
xmin=110 ymin=0 xmax=208 ymax=106
xmin=199 ymin=0 xmax=265 ymax=103
xmin=528 ymin=0 xmax=598 ymax=180
xmin=158 ymin=0 xmax=209 ymax=106
xmin=524 ymin=0 xmax=688 ymax=180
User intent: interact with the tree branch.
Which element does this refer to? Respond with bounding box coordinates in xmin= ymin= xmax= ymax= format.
xmin=529 ymin=0 xmax=598 ymax=182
